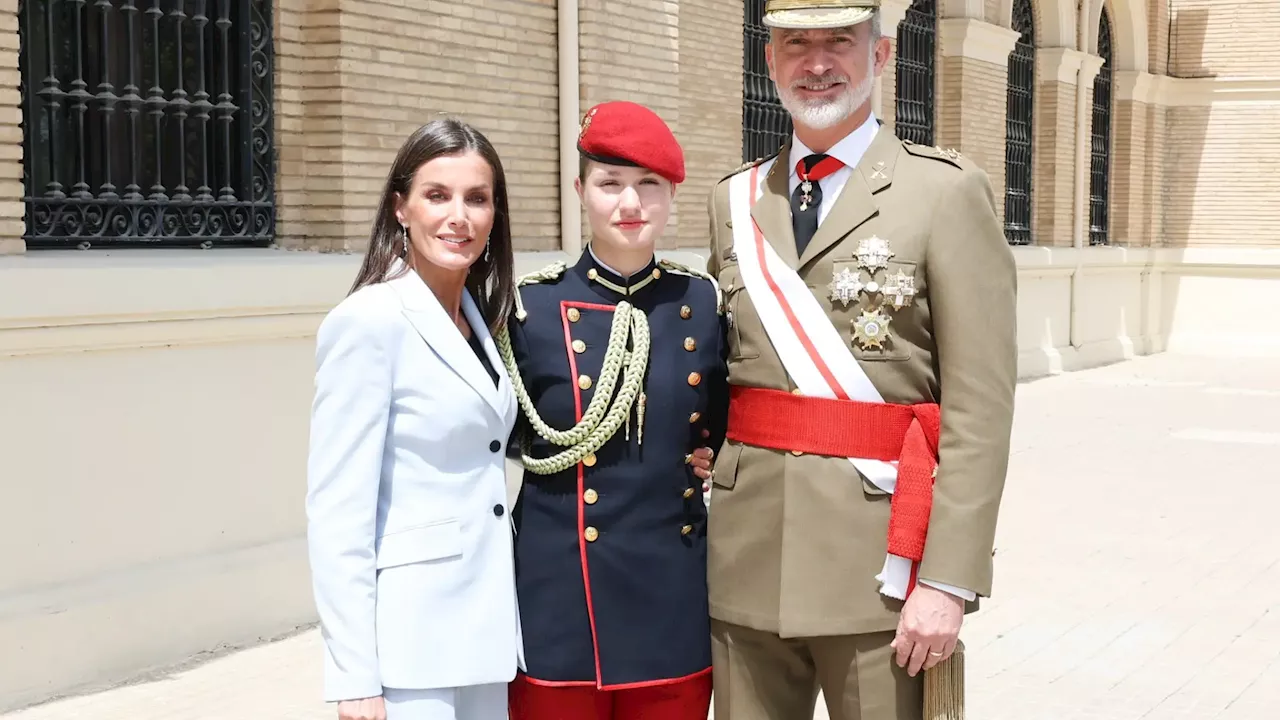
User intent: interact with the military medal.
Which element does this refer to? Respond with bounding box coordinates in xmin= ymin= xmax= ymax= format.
xmin=852 ymin=308 xmax=892 ymax=350
xmin=827 ymin=267 xmax=864 ymax=308
xmin=795 ymin=154 xmax=843 ymax=213
xmin=855 ymin=236 xmax=894 ymax=273
xmin=882 ymin=269 xmax=917 ymax=310
xmin=799 ymin=178 xmax=814 ymax=211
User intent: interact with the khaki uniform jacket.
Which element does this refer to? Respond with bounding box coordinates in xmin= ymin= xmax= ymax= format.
xmin=704 ymin=128 xmax=1017 ymax=639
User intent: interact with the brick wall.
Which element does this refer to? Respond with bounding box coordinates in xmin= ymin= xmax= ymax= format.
xmin=0 ymin=0 xmax=20 ymax=255
xmin=937 ymin=56 xmax=1010 ymax=222
xmin=881 ymin=37 xmax=899 ymax=135
xmin=275 ymin=0 xmax=561 ymax=253
xmin=1170 ymin=0 xmax=1280 ymax=78
xmin=1165 ymin=103 xmax=1280 ymax=247
xmin=1163 ymin=0 xmax=1280 ymax=247
xmin=677 ymin=0 xmax=743 ymax=249
xmin=272 ymin=0 xmax=319 ymax=252
xmin=579 ymin=0 xmax=681 ymax=247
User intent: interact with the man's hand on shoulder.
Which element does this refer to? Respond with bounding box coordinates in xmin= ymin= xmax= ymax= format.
xmin=891 ymin=585 xmax=964 ymax=677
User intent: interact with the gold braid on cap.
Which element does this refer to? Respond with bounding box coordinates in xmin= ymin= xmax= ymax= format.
xmin=765 ymin=0 xmax=878 ymax=10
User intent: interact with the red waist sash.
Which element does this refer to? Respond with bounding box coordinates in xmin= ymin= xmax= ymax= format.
xmin=725 ymin=385 xmax=941 ymax=562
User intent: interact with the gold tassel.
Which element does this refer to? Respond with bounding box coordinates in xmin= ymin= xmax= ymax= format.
xmin=637 ymin=392 xmax=646 ymax=446
xmin=924 ymin=640 xmax=965 ymax=720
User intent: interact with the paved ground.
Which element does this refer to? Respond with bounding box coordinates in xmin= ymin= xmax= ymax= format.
xmin=6 ymin=352 xmax=1279 ymax=720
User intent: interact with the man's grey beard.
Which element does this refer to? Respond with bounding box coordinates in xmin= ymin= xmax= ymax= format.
xmin=777 ymin=70 xmax=875 ymax=131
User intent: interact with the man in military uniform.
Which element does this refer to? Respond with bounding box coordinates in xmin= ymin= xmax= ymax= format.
xmin=497 ymin=101 xmax=726 ymax=719
xmin=704 ymin=2 xmax=1017 ymax=719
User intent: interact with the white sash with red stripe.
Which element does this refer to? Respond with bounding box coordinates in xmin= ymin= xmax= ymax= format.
xmin=727 ymin=161 xmax=915 ymax=600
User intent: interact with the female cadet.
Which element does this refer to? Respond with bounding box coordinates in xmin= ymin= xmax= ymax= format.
xmin=495 ymin=101 xmax=728 ymax=720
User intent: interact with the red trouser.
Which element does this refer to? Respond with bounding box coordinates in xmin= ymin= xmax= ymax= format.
xmin=508 ymin=671 xmax=712 ymax=720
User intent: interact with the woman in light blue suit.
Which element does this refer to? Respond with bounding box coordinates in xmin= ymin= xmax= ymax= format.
xmin=306 ymin=119 xmax=521 ymax=720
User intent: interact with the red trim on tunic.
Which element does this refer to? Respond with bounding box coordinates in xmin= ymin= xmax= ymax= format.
xmin=510 ymin=669 xmax=713 ymax=720
xmin=515 ymin=666 xmax=711 ymax=691
xmin=560 ymin=300 xmax=617 ymax=687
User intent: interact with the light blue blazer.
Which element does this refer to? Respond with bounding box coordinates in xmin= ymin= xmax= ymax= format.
xmin=305 ymin=260 xmax=523 ymax=702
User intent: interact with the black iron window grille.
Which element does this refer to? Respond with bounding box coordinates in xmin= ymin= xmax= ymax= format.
xmin=1088 ymin=8 xmax=1113 ymax=246
xmin=1003 ymin=0 xmax=1035 ymax=246
xmin=18 ymin=0 xmax=274 ymax=249
xmin=743 ymin=0 xmax=792 ymax=162
xmin=895 ymin=0 xmax=936 ymax=146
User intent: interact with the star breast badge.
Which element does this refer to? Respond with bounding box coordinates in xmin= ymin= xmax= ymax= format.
xmin=827 ymin=267 xmax=864 ymax=308
xmin=881 ymin=269 xmax=917 ymax=310
xmin=852 ymin=308 xmax=892 ymax=350
xmin=855 ymin=236 xmax=894 ymax=274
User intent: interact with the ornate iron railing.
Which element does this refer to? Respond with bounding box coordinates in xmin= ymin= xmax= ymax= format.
xmin=895 ymin=0 xmax=936 ymax=146
xmin=18 ymin=0 xmax=274 ymax=249
xmin=1089 ymin=9 xmax=1113 ymax=246
xmin=1003 ymin=0 xmax=1035 ymax=245
xmin=742 ymin=0 xmax=792 ymax=162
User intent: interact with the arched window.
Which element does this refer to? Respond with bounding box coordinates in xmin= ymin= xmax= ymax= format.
xmin=1003 ymin=0 xmax=1035 ymax=245
xmin=1089 ymin=9 xmax=1114 ymax=246
xmin=895 ymin=0 xmax=937 ymax=146
xmin=742 ymin=1 xmax=792 ymax=162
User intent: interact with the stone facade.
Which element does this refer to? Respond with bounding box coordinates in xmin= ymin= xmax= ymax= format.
xmin=3 ymin=0 xmax=1279 ymax=255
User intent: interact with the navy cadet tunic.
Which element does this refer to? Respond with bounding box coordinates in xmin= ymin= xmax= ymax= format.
xmin=506 ymin=248 xmax=729 ymax=689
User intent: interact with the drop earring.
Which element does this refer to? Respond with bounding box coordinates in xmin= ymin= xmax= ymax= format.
xmin=484 ymin=237 xmax=491 ymax=264
xmin=401 ymin=224 xmax=409 ymax=257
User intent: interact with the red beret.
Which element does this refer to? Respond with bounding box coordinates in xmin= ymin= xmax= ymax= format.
xmin=577 ymin=101 xmax=685 ymax=185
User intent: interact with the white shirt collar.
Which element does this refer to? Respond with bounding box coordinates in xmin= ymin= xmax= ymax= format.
xmin=788 ymin=113 xmax=880 ymax=179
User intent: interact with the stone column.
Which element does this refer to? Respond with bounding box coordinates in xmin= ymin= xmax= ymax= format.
xmin=1031 ymin=48 xmax=1077 ymax=249
xmin=936 ymin=18 xmax=1020 ymax=215
xmin=1076 ymin=54 xmax=1106 ymax=247
xmin=1113 ymin=71 xmax=1162 ymax=248
xmin=0 ymin=0 xmax=23 ymax=255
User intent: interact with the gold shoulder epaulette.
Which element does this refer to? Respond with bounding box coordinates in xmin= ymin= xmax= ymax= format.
xmin=901 ymin=140 xmax=968 ymax=170
xmin=658 ymin=259 xmax=722 ymax=315
xmin=720 ymin=149 xmax=781 ymax=182
xmin=513 ymin=261 xmax=567 ymax=321
xmin=517 ymin=260 xmax=567 ymax=287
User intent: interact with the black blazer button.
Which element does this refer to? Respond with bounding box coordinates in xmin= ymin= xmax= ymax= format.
xmin=493 ymin=504 xmax=505 ymax=517
xmin=490 ymin=440 xmax=501 ymax=452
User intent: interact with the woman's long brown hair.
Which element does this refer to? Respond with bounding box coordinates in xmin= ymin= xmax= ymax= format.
xmin=348 ymin=118 xmax=516 ymax=335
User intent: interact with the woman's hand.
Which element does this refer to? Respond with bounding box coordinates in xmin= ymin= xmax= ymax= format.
xmin=337 ymin=696 xmax=386 ymax=720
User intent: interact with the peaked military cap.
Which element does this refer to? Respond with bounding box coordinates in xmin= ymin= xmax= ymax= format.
xmin=763 ymin=0 xmax=879 ymax=29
